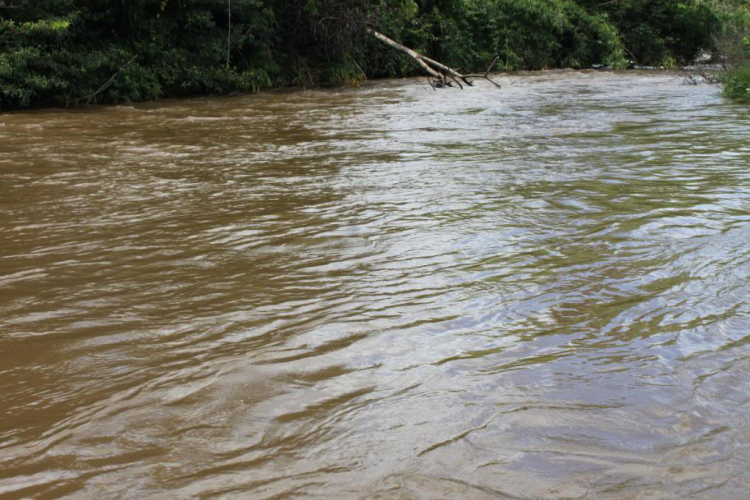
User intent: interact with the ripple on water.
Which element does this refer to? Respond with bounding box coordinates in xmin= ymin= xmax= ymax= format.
xmin=1 ymin=71 xmax=749 ymax=499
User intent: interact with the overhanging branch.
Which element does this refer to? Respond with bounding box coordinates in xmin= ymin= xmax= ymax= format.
xmin=367 ymin=29 xmax=501 ymax=90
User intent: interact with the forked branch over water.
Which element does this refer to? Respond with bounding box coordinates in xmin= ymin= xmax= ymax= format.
xmin=367 ymin=29 xmax=501 ymax=90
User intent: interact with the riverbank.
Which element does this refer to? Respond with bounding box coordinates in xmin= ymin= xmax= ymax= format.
xmin=0 ymin=0 xmax=728 ymax=111
xmin=0 ymin=66 xmax=733 ymax=115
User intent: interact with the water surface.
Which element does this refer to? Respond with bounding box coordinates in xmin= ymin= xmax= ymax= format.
xmin=2 ymin=71 xmax=750 ymax=499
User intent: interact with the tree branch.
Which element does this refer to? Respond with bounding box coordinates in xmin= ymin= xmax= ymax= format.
xmin=367 ymin=29 xmax=501 ymax=90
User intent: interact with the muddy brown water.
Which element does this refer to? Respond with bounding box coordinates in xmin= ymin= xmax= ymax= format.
xmin=1 ymin=71 xmax=750 ymax=499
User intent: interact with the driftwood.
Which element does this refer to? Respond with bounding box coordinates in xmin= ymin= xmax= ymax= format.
xmin=367 ymin=29 xmax=501 ymax=90
xmin=682 ymin=64 xmax=720 ymax=86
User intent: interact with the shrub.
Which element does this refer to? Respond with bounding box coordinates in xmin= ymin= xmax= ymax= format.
xmin=723 ymin=61 xmax=750 ymax=102
xmin=0 ymin=0 xmax=735 ymax=109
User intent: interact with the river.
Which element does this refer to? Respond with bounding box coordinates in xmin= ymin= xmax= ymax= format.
xmin=1 ymin=71 xmax=750 ymax=499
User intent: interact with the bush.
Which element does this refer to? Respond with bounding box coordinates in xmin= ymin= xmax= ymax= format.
xmin=0 ymin=0 xmax=735 ymax=109
xmin=714 ymin=2 xmax=750 ymax=103
xmin=723 ymin=61 xmax=750 ymax=102
xmin=411 ymin=0 xmax=627 ymax=71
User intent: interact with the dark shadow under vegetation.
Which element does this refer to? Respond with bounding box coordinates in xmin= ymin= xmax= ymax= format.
xmin=0 ymin=0 xmax=747 ymax=109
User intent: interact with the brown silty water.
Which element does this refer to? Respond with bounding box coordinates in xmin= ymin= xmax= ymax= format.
xmin=1 ymin=71 xmax=750 ymax=499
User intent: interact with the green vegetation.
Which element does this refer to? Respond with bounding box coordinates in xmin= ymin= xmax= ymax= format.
xmin=724 ymin=63 xmax=750 ymax=102
xmin=715 ymin=1 xmax=750 ymax=102
xmin=0 ymin=0 xmax=741 ymax=109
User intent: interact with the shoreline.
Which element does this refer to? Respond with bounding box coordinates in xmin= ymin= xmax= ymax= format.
xmin=0 ymin=67 xmax=722 ymax=115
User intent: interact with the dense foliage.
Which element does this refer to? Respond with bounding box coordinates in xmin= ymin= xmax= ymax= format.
xmin=0 ymin=0 xmax=736 ymax=109
xmin=717 ymin=1 xmax=750 ymax=102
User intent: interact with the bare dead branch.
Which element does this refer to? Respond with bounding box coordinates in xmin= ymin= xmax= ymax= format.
xmin=367 ymin=29 xmax=501 ymax=91
xmin=367 ymin=28 xmax=442 ymax=79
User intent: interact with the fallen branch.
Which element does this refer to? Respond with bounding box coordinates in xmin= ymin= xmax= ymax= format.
xmin=367 ymin=29 xmax=501 ymax=90
xmin=682 ymin=54 xmax=722 ymax=86
xmin=462 ymin=57 xmax=502 ymax=88
xmin=420 ymin=53 xmax=471 ymax=86
xmin=367 ymin=29 xmax=442 ymax=81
